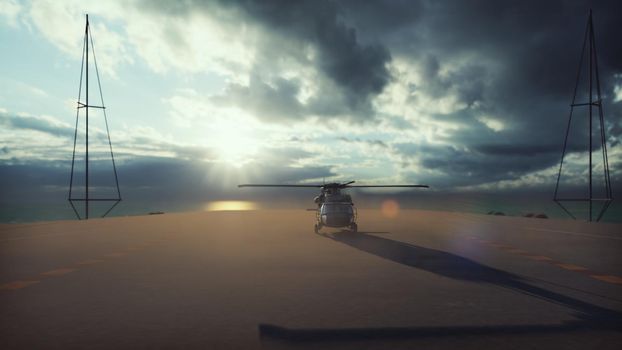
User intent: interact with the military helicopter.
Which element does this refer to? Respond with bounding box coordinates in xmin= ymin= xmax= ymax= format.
xmin=238 ymin=181 xmax=429 ymax=233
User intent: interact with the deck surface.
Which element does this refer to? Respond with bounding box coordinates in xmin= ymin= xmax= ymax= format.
xmin=1 ymin=209 xmax=621 ymax=349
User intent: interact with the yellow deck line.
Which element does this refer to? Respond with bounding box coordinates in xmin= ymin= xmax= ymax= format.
xmin=0 ymin=280 xmax=40 ymax=290
xmin=591 ymin=275 xmax=622 ymax=285
xmin=555 ymin=263 xmax=589 ymax=272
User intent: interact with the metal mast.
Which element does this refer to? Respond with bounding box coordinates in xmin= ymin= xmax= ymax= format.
xmin=86 ymin=14 xmax=89 ymax=219
xmin=554 ymin=10 xmax=613 ymax=222
xmin=68 ymin=14 xmax=122 ymax=220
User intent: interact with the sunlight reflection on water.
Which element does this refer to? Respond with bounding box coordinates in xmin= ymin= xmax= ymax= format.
xmin=204 ymin=201 xmax=258 ymax=211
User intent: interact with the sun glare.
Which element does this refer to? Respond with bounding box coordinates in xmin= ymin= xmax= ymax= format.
xmin=208 ymin=117 xmax=260 ymax=165
xmin=205 ymin=201 xmax=258 ymax=211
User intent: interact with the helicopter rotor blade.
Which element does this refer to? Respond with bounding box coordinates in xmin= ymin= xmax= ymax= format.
xmin=238 ymin=184 xmax=322 ymax=188
xmin=238 ymin=182 xmax=429 ymax=189
xmin=347 ymin=185 xmax=429 ymax=188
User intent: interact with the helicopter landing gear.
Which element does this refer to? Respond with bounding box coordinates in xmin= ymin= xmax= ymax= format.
xmin=350 ymin=223 xmax=358 ymax=233
xmin=314 ymin=223 xmax=322 ymax=234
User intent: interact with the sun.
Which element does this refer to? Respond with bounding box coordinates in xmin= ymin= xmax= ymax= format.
xmin=208 ymin=117 xmax=261 ymax=165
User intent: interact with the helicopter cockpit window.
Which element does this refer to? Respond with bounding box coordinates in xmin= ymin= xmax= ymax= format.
xmin=321 ymin=203 xmax=353 ymax=214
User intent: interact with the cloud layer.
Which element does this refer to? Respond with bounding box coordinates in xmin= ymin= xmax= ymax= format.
xmin=1 ymin=0 xmax=621 ymax=221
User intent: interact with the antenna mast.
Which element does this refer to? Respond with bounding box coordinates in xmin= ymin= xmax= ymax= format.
xmin=68 ymin=14 xmax=122 ymax=220
xmin=554 ymin=10 xmax=613 ymax=222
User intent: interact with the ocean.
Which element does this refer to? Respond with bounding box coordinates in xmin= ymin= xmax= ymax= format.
xmin=1 ymin=192 xmax=620 ymax=224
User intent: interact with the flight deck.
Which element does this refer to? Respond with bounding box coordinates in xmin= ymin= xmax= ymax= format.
xmin=1 ymin=209 xmax=621 ymax=349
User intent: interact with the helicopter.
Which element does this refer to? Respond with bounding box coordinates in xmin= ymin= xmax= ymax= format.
xmin=238 ymin=181 xmax=429 ymax=233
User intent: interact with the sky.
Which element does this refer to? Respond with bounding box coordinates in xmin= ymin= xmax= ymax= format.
xmin=0 ymin=0 xmax=621 ymax=222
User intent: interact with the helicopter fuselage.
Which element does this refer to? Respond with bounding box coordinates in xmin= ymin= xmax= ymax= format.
xmin=238 ymin=180 xmax=428 ymax=234
xmin=314 ymin=189 xmax=358 ymax=232
xmin=318 ymin=201 xmax=356 ymax=228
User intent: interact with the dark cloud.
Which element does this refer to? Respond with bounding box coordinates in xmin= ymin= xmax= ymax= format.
xmin=213 ymin=74 xmax=304 ymax=122
xmin=429 ymin=1 xmax=620 ymax=113
xmin=378 ymin=0 xmax=622 ymax=189
xmin=338 ymin=0 xmax=423 ymax=36
xmin=0 ymin=155 xmax=336 ymax=221
xmin=137 ymin=0 xmax=621 ymax=141
xmin=474 ymin=144 xmax=561 ymax=157
xmin=137 ymin=0 xmax=393 ymax=121
xmin=610 ymin=120 xmax=622 ymax=147
xmin=472 ymin=142 xmax=598 ymax=162
xmin=0 ymin=111 xmax=74 ymax=139
xmin=229 ymin=0 xmax=391 ymax=112
xmin=393 ymin=140 xmax=610 ymax=190
xmin=413 ymin=54 xmax=488 ymax=108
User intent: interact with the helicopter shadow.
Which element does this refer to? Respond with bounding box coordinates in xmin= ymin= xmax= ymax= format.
xmin=258 ymin=320 xmax=611 ymax=344
xmin=257 ymin=231 xmax=622 ymax=345
xmin=315 ymin=231 xmax=622 ymax=323
xmin=354 ymin=231 xmax=391 ymax=235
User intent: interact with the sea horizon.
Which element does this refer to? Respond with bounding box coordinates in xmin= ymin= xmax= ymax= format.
xmin=2 ymin=194 xmax=620 ymax=224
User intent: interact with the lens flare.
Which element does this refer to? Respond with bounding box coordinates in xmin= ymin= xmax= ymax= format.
xmin=381 ymin=199 xmax=400 ymax=218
